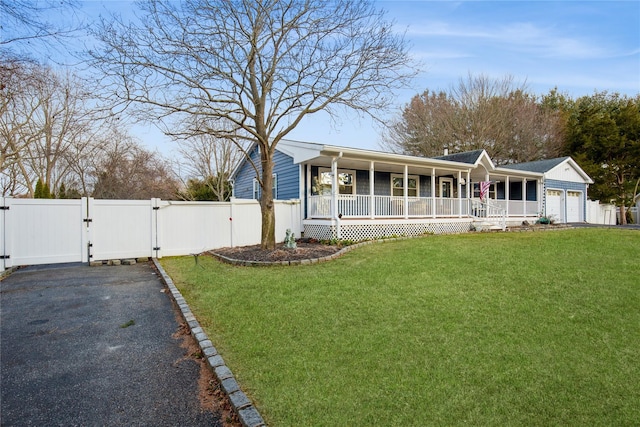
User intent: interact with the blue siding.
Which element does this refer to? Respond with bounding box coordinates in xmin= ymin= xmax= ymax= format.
xmin=375 ymin=172 xmax=391 ymax=196
xmin=233 ymin=146 xmax=299 ymax=200
xmin=526 ymin=181 xmax=537 ymax=201
xmin=234 ymin=146 xmax=260 ymax=199
xmin=308 ymin=168 xmax=434 ymax=197
xmin=356 ymin=170 xmax=369 ymax=194
xmin=273 ymin=150 xmax=299 ymax=200
xmin=420 ymin=176 xmax=432 ymax=197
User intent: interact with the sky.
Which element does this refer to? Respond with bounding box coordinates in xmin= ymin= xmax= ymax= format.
xmin=9 ymin=0 xmax=640 ymax=154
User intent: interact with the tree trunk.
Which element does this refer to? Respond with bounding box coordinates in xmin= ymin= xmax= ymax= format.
xmin=619 ymin=203 xmax=627 ymax=225
xmin=260 ymin=152 xmax=276 ymax=250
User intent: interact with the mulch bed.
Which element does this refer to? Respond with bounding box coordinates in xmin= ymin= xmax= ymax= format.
xmin=212 ymin=240 xmax=342 ymax=262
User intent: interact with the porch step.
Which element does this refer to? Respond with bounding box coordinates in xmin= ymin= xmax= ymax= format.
xmin=472 ymin=220 xmax=503 ymax=232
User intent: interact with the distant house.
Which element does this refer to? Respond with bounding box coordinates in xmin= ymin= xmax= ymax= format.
xmin=231 ymin=139 xmax=593 ymax=241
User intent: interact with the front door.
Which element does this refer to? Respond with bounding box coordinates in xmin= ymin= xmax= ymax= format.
xmin=439 ymin=178 xmax=454 ymax=198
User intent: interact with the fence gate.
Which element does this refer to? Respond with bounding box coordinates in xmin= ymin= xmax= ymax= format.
xmin=1 ymin=197 xmax=88 ymax=272
xmin=87 ymin=199 xmax=157 ymax=262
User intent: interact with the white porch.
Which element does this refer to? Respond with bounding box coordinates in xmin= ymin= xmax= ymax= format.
xmin=307 ymin=194 xmax=539 ymax=220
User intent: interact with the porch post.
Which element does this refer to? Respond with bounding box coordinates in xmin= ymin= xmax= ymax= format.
xmin=505 ymin=176 xmax=510 ymax=217
xmin=300 ymin=164 xmax=306 ymax=222
xmin=431 ymin=168 xmax=436 ymax=218
xmin=456 ymin=171 xmax=461 ymax=217
xmin=331 ymin=156 xmax=340 ymax=238
xmin=466 ymin=170 xmax=471 ymax=216
xmin=369 ymin=161 xmax=375 ymax=219
xmin=404 ymin=164 xmax=409 ymax=219
xmin=523 ymin=178 xmax=527 ymax=216
xmin=485 ymin=172 xmax=491 ymax=202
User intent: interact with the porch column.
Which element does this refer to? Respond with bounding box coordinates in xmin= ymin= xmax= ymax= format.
xmin=404 ymin=165 xmax=409 ymax=219
xmin=505 ymin=176 xmax=510 ymax=217
xmin=431 ymin=168 xmax=436 ymax=218
xmin=466 ymin=171 xmax=471 ymax=216
xmin=369 ymin=161 xmax=375 ymax=219
xmin=301 ymin=164 xmax=308 ymax=221
xmin=523 ymin=178 xmax=527 ymax=216
xmin=485 ymin=172 xmax=491 ymax=202
xmin=457 ymin=171 xmax=462 ymax=218
xmin=331 ymin=156 xmax=340 ymax=238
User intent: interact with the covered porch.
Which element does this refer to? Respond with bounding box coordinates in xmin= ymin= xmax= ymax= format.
xmin=279 ymin=141 xmax=543 ymax=240
xmin=300 ymin=148 xmax=541 ymax=222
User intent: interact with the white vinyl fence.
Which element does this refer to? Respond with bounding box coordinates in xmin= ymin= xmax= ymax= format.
xmin=586 ymin=200 xmax=616 ymax=225
xmin=0 ymin=197 xmax=301 ymax=272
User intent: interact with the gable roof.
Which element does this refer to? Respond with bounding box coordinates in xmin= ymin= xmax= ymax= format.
xmin=434 ymin=149 xmax=485 ymax=164
xmin=500 ymin=157 xmax=570 ymax=173
xmin=502 ymin=156 xmax=593 ymax=183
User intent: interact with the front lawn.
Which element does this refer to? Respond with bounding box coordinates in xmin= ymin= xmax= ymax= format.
xmin=161 ymin=229 xmax=640 ymax=426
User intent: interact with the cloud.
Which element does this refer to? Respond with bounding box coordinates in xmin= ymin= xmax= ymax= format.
xmin=405 ymin=20 xmax=612 ymax=60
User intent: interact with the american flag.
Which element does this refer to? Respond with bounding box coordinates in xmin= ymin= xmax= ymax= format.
xmin=480 ymin=181 xmax=491 ymax=201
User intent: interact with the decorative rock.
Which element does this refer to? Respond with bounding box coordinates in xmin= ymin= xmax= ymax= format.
xmin=208 ymin=354 xmax=225 ymax=368
xmin=228 ymin=390 xmax=251 ymax=410
xmin=214 ymin=365 xmax=233 ymax=381
xmin=111 ymin=259 xmax=122 ymax=266
xmin=221 ymin=377 xmax=240 ymax=394
xmin=122 ymin=258 xmax=136 ymax=265
xmin=238 ymin=406 xmax=266 ymax=427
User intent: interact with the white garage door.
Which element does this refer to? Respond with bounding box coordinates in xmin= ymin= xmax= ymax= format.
xmin=546 ymin=189 xmax=563 ymax=223
xmin=566 ymin=191 xmax=582 ymax=223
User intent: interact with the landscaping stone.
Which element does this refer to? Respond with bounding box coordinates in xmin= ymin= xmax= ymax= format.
xmin=111 ymin=259 xmax=121 ymax=266
xmin=201 ymin=342 xmax=217 ymax=357
xmin=238 ymin=406 xmax=266 ymax=427
xmin=221 ymin=377 xmax=240 ymax=394
xmin=228 ymin=391 xmax=251 ymax=410
xmin=207 ymin=355 xmax=225 ymax=368
xmin=214 ymin=365 xmax=233 ymax=381
xmin=122 ymin=258 xmax=136 ymax=265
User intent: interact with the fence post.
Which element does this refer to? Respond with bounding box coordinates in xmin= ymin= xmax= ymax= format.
xmin=1 ymin=197 xmax=5 ymax=272
xmin=81 ymin=197 xmax=89 ymax=263
xmin=151 ymin=198 xmax=162 ymax=259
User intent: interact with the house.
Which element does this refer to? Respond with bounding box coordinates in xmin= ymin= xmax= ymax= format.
xmin=231 ymin=139 xmax=593 ymax=241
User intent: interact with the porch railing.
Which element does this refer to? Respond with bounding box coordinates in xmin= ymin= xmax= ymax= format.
xmin=471 ymin=200 xmax=506 ymax=230
xmin=308 ymin=195 xmax=471 ymax=218
xmin=493 ymin=200 xmax=539 ymax=216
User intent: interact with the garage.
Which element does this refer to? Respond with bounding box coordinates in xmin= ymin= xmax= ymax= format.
xmin=546 ymin=189 xmax=563 ymax=222
xmin=566 ymin=191 xmax=582 ymax=223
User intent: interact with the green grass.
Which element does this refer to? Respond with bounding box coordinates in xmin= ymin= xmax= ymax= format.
xmin=161 ymin=229 xmax=640 ymax=426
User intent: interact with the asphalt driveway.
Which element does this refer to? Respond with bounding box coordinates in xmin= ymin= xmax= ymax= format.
xmin=1 ymin=262 xmax=220 ymax=426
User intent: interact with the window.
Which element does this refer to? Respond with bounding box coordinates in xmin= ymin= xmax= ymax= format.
xmin=473 ymin=181 xmax=495 ymax=199
xmin=391 ymin=174 xmax=419 ymax=197
xmin=272 ymin=173 xmax=278 ymax=200
xmin=252 ymin=173 xmax=277 ymax=200
xmin=316 ymin=168 xmax=355 ymax=195
xmin=252 ymin=178 xmax=260 ymax=200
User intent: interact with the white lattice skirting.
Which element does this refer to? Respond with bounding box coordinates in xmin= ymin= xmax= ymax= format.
xmin=303 ymin=219 xmax=473 ymax=241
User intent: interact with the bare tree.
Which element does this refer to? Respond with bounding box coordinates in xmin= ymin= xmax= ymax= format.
xmin=92 ymin=133 xmax=179 ymax=200
xmin=383 ymin=74 xmax=564 ymax=165
xmin=0 ymin=59 xmax=95 ymax=196
xmin=175 ymin=120 xmax=247 ymax=201
xmin=1 ymin=0 xmax=82 ymax=61
xmin=89 ymin=0 xmax=416 ymax=249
